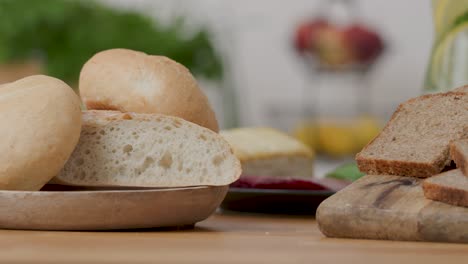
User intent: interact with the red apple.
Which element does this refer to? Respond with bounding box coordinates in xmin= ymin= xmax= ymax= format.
xmin=344 ymin=24 xmax=384 ymax=64
xmin=294 ymin=19 xmax=384 ymax=67
xmin=294 ymin=18 xmax=329 ymax=52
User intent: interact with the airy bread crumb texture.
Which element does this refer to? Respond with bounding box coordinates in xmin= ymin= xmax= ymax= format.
xmin=56 ymin=111 xmax=240 ymax=187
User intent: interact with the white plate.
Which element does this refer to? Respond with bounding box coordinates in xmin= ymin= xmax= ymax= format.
xmin=0 ymin=185 xmax=228 ymax=230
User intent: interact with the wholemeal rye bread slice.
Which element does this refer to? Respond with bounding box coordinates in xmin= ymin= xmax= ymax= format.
xmin=356 ymin=89 xmax=468 ymax=178
xmin=454 ymin=85 xmax=468 ymax=93
xmin=450 ymin=139 xmax=468 ymax=176
xmin=422 ymin=169 xmax=468 ymax=207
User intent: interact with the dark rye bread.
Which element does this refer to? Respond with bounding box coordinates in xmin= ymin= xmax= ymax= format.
xmin=423 ymin=169 xmax=468 ymax=207
xmin=356 ymin=89 xmax=468 ymax=178
xmin=450 ymin=139 xmax=468 ymax=176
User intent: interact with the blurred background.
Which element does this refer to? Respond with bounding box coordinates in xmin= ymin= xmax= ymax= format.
xmin=0 ymin=0 xmax=459 ymax=176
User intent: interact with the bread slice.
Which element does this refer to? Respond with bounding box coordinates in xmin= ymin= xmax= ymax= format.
xmin=220 ymin=127 xmax=314 ymax=178
xmin=450 ymin=139 xmax=468 ymax=176
xmin=454 ymin=85 xmax=468 ymax=93
xmin=53 ymin=111 xmax=241 ymax=187
xmin=356 ymin=90 xmax=467 ymax=178
xmin=423 ymin=169 xmax=468 ymax=207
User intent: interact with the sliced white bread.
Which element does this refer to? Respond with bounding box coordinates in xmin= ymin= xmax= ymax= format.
xmin=53 ymin=111 xmax=241 ymax=187
xmin=356 ymin=89 xmax=467 ymax=178
xmin=423 ymin=169 xmax=468 ymax=207
xmin=450 ymin=139 xmax=468 ymax=176
xmin=220 ymin=127 xmax=314 ymax=178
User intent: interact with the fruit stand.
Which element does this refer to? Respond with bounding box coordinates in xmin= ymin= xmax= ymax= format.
xmin=291 ymin=0 xmax=386 ymax=160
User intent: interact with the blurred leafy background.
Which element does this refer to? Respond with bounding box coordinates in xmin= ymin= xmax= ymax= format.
xmin=0 ymin=0 xmax=223 ymax=84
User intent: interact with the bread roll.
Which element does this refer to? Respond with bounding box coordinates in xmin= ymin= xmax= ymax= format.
xmin=79 ymin=49 xmax=219 ymax=132
xmin=53 ymin=111 xmax=241 ymax=187
xmin=0 ymin=75 xmax=82 ymax=190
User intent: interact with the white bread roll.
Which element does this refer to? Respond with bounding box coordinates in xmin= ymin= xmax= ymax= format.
xmin=53 ymin=111 xmax=241 ymax=187
xmin=220 ymin=127 xmax=314 ymax=178
xmin=0 ymin=75 xmax=82 ymax=190
xmin=79 ymin=49 xmax=219 ymax=132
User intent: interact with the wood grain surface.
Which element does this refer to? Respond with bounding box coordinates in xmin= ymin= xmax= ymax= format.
xmin=317 ymin=175 xmax=468 ymax=243
xmin=0 ymin=186 xmax=227 ymax=230
xmin=0 ymin=212 xmax=467 ymax=263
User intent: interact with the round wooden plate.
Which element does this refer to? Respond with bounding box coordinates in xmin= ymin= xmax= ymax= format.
xmin=0 ymin=185 xmax=228 ymax=231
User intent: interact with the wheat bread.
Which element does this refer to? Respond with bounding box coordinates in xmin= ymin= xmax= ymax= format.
xmin=53 ymin=111 xmax=241 ymax=187
xmin=422 ymin=169 xmax=468 ymax=207
xmin=0 ymin=75 xmax=82 ymax=190
xmin=450 ymin=139 xmax=468 ymax=176
xmin=454 ymin=85 xmax=468 ymax=93
xmin=356 ymin=89 xmax=467 ymax=178
xmin=220 ymin=127 xmax=314 ymax=178
xmin=79 ymin=49 xmax=219 ymax=132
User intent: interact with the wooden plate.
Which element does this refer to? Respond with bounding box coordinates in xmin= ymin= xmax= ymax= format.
xmin=0 ymin=186 xmax=228 ymax=231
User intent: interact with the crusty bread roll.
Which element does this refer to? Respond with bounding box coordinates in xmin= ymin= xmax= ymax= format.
xmin=0 ymin=75 xmax=82 ymax=191
xmin=79 ymin=49 xmax=219 ymax=132
xmin=53 ymin=111 xmax=241 ymax=187
xmin=220 ymin=127 xmax=314 ymax=178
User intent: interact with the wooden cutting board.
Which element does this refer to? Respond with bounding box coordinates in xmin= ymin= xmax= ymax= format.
xmin=316 ymin=175 xmax=468 ymax=243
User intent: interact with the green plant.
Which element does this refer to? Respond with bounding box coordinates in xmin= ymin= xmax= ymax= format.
xmin=0 ymin=0 xmax=223 ymax=84
xmin=325 ymin=163 xmax=364 ymax=182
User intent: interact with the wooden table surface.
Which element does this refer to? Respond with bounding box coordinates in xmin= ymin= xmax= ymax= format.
xmin=0 ymin=212 xmax=467 ymax=263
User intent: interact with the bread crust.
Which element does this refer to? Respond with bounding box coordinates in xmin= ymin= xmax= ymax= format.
xmin=0 ymin=75 xmax=82 ymax=190
xmin=356 ymin=90 xmax=467 ymax=178
xmin=423 ymin=172 xmax=468 ymax=207
xmin=79 ymin=49 xmax=219 ymax=132
xmin=450 ymin=140 xmax=468 ymax=176
xmin=355 ymin=157 xmax=442 ymax=178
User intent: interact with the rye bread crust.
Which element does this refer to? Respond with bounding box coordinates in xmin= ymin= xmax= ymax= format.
xmin=356 ymin=90 xmax=467 ymax=178
xmin=450 ymin=140 xmax=468 ymax=176
xmin=356 ymin=157 xmax=443 ymax=178
xmin=423 ymin=179 xmax=468 ymax=207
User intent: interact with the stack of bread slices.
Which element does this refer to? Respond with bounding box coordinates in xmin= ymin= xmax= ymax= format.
xmin=0 ymin=48 xmax=241 ymax=191
xmin=356 ymin=85 xmax=467 ymax=207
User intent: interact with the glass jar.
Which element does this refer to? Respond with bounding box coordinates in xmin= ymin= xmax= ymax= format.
xmin=424 ymin=0 xmax=468 ymax=93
